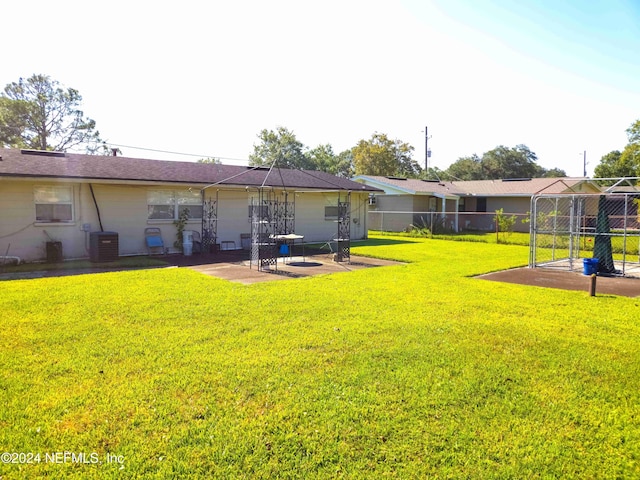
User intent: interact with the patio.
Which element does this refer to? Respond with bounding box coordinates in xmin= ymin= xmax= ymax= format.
xmin=168 ymin=250 xmax=401 ymax=284
xmin=478 ymin=265 xmax=640 ymax=297
xmin=0 ymin=250 xmax=401 ymax=284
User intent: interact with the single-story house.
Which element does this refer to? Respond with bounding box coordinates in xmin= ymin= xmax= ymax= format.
xmin=352 ymin=175 xmax=602 ymax=233
xmin=0 ymin=148 xmax=380 ymax=263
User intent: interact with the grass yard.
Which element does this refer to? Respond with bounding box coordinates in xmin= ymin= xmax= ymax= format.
xmin=378 ymin=229 xmax=640 ymax=256
xmin=1 ymin=235 xmax=639 ymax=479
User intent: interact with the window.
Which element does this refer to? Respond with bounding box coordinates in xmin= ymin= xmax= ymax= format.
xmin=147 ymin=189 xmax=202 ymax=220
xmin=325 ymin=206 xmax=339 ymax=220
xmin=248 ymin=204 xmax=270 ymax=220
xmin=34 ymin=186 xmax=73 ymax=223
xmin=476 ymin=197 xmax=487 ymax=213
xmin=176 ymin=190 xmax=203 ymax=219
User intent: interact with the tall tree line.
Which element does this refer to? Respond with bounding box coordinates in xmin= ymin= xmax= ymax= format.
xmin=593 ymin=120 xmax=640 ymax=180
xmin=249 ymin=127 xmax=565 ymax=180
xmin=2 ymin=73 xmax=604 ymax=180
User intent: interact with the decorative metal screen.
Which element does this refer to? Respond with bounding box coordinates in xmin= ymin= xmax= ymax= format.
xmin=201 ymin=190 xmax=218 ymax=252
xmin=249 ymin=190 xmax=295 ymax=271
xmin=530 ymin=193 xmax=640 ymax=277
xmin=336 ymin=192 xmax=351 ymax=262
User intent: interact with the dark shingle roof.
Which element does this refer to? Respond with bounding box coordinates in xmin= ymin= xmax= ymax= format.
xmin=354 ymin=175 xmax=593 ymax=196
xmin=0 ymin=149 xmax=379 ymax=192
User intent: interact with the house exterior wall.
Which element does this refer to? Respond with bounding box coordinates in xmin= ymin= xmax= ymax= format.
xmin=0 ymin=178 xmax=369 ymax=263
xmin=368 ymin=195 xmax=416 ymax=231
xmin=458 ymin=196 xmax=531 ymax=232
xmin=241 ymin=190 xmax=369 ymax=243
xmin=366 ymin=192 xmax=532 ymax=233
xmin=1 ymin=179 xmax=95 ymax=262
xmin=214 ymin=189 xmax=253 ymax=248
xmin=356 ymin=176 xmax=606 ymax=234
xmin=292 ymin=191 xmax=368 ymax=242
xmin=368 ymin=194 xmax=460 ymax=232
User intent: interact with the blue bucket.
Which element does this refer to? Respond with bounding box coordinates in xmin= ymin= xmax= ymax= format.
xmin=583 ymin=258 xmax=599 ymax=275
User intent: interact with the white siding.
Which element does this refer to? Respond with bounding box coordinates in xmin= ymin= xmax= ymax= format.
xmin=0 ymin=178 xmax=370 ymax=262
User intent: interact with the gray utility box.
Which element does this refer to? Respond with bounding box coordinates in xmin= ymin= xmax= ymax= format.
xmin=89 ymin=231 xmax=119 ymax=263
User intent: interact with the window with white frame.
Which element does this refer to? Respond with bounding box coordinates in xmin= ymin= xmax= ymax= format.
xmin=248 ymin=204 xmax=270 ymax=221
xmin=147 ymin=189 xmax=202 ymax=220
xmin=34 ymin=186 xmax=74 ymax=223
xmin=324 ymin=205 xmax=339 ymax=220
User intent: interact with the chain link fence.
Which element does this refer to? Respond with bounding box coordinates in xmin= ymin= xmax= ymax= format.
xmin=530 ymin=193 xmax=640 ymax=277
xmin=368 ymin=211 xmax=530 ymax=234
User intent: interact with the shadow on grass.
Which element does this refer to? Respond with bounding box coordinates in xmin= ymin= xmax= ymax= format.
xmin=357 ymin=238 xmax=419 ymax=247
xmin=304 ymin=238 xmax=417 ymax=255
xmin=0 ymin=256 xmax=171 ymax=280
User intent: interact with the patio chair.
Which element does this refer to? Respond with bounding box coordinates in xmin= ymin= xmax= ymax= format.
xmin=145 ymin=227 xmax=166 ymax=255
xmin=318 ymin=239 xmax=335 ymax=258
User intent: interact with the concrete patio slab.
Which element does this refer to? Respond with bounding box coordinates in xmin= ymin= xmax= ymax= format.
xmin=187 ymin=255 xmax=401 ymax=284
xmin=0 ymin=251 xmax=401 ymax=283
xmin=478 ymin=267 xmax=640 ymax=297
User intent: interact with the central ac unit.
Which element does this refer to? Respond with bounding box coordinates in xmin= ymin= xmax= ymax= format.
xmin=89 ymin=231 xmax=119 ymax=262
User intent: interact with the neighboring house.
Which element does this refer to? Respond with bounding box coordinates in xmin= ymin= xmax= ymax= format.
xmin=0 ymin=148 xmax=379 ymax=262
xmin=352 ymin=175 xmax=602 ymax=233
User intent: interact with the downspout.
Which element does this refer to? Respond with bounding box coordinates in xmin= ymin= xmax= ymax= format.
xmin=89 ymin=184 xmax=104 ymax=232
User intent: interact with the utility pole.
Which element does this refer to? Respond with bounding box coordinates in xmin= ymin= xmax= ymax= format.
xmin=583 ymin=150 xmax=587 ymax=177
xmin=424 ymin=126 xmax=431 ymax=171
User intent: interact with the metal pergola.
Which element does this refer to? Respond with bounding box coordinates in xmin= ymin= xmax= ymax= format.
xmin=201 ymin=160 xmax=354 ymax=272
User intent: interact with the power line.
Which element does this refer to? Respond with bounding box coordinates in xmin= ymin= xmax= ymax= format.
xmin=101 ymin=141 xmax=250 ymax=164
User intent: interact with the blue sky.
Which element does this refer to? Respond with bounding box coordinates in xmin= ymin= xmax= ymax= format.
xmin=3 ymin=0 xmax=639 ymax=176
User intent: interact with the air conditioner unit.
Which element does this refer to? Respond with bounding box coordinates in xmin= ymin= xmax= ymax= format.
xmin=89 ymin=231 xmax=119 ymax=262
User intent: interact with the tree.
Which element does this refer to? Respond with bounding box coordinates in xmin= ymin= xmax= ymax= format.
xmin=0 ymin=74 xmax=102 ymax=153
xmin=334 ymin=150 xmax=355 ymax=178
xmin=481 ymin=144 xmax=539 ymax=179
xmin=305 ymin=144 xmax=353 ymax=177
xmin=197 ymin=157 xmax=221 ymax=164
xmin=443 ymin=154 xmax=484 ymax=180
xmin=249 ymin=126 xmax=314 ymax=169
xmin=592 ymin=150 xmax=632 ymax=178
xmin=420 ymin=166 xmax=447 ymax=181
xmin=444 ymin=144 xmax=561 ymax=180
xmin=352 ymin=132 xmax=421 ymax=177
xmin=494 ymin=208 xmax=517 ymax=243
xmin=626 ymin=119 xmax=640 ymax=145
xmin=539 ymin=167 xmax=567 ymax=178
xmin=593 ymin=120 xmax=640 ymax=180
xmin=620 ymin=144 xmax=640 ymax=177
xmin=620 ymin=119 xmax=640 ymax=178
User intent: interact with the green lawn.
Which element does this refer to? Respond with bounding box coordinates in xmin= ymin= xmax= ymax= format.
xmin=1 ymin=236 xmax=639 ymax=479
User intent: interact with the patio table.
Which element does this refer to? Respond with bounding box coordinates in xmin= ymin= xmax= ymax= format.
xmin=272 ymin=234 xmax=305 ymax=263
